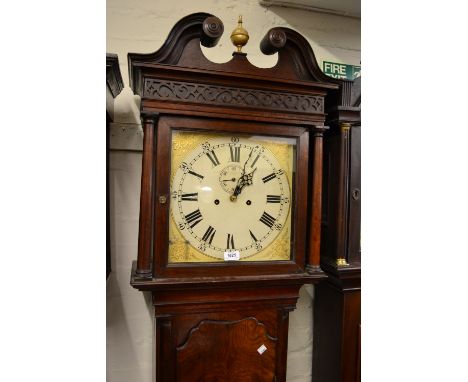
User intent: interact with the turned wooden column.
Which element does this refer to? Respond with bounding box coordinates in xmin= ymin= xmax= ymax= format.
xmin=336 ymin=122 xmax=351 ymax=267
xmin=307 ymin=127 xmax=326 ymax=271
xmin=136 ymin=112 xmax=158 ymax=278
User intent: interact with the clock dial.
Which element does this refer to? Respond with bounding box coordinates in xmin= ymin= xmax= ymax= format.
xmin=169 ymin=132 xmax=295 ymax=262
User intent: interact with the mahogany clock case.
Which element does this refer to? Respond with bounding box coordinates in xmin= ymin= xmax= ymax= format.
xmin=153 ymin=116 xmax=310 ymax=278
xmin=313 ymin=76 xmax=361 ymax=382
xmin=124 ymin=11 xmax=360 ymax=382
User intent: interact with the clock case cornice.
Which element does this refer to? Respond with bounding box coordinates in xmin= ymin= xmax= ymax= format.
xmin=128 ymin=12 xmax=340 ymax=127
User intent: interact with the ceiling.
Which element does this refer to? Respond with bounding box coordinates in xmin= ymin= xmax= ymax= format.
xmin=260 ymin=0 xmax=361 ymax=18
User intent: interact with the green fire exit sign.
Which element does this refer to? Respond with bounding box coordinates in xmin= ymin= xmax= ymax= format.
xmin=323 ymin=61 xmax=361 ymax=80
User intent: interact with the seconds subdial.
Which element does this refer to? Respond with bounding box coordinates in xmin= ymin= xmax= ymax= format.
xmin=218 ymin=164 xmax=243 ymax=194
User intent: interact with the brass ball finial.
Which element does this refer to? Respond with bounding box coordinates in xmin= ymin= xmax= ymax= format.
xmin=230 ymin=15 xmax=249 ymax=53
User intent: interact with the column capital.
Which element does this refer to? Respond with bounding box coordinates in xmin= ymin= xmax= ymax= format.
xmin=340 ymin=122 xmax=352 ymax=132
xmin=312 ymin=125 xmax=328 ymax=137
xmin=140 ymin=111 xmax=159 ymax=124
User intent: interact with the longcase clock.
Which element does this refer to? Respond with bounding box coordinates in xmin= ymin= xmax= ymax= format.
xmin=313 ymin=75 xmax=361 ymax=382
xmin=128 ymin=13 xmax=338 ymax=381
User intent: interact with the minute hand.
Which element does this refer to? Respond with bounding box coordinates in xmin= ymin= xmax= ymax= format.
xmin=233 ymin=148 xmax=254 ymax=195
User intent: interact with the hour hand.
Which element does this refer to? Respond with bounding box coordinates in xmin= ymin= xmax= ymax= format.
xmin=233 ymin=169 xmax=256 ymax=196
xmin=233 ymin=183 xmax=243 ymax=197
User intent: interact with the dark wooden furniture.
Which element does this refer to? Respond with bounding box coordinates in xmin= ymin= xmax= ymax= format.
xmin=106 ymin=54 xmax=124 ymax=279
xmin=312 ymin=76 xmax=361 ymax=382
xmin=128 ymin=13 xmax=340 ymax=381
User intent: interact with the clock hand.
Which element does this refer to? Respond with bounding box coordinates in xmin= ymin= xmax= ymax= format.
xmin=245 ymin=167 xmax=257 ymax=185
xmin=241 ymin=148 xmax=254 ymax=175
xmin=222 ymin=178 xmax=237 ymax=182
xmin=233 ymin=148 xmax=254 ymax=196
xmin=233 ymin=168 xmax=256 ymax=197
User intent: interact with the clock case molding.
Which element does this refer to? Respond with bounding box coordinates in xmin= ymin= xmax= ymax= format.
xmin=127 ymin=13 xmax=353 ymax=381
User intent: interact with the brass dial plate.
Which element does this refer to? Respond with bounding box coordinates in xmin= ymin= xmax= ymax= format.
xmin=168 ymin=130 xmax=295 ymax=263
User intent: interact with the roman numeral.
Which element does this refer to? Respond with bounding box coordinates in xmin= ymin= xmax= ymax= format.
xmin=226 ymin=233 xmax=235 ymax=249
xmin=185 ymin=209 xmax=203 ymax=228
xmin=250 ymin=154 xmax=260 ymax=168
xmin=188 ymin=170 xmax=204 ymax=180
xmin=267 ymin=195 xmax=281 ymax=203
xmin=181 ymin=193 xmax=198 ymax=201
xmin=262 ymin=173 xmax=276 ymax=183
xmin=230 ymin=146 xmax=240 ymax=162
xmin=201 ymin=225 xmax=216 ymax=245
xmin=249 ymin=230 xmax=258 ymax=242
xmin=206 ymin=150 xmax=220 ymax=167
xmin=259 ymin=211 xmax=276 ymax=228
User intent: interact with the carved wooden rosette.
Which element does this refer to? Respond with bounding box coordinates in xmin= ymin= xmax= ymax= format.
xmin=128 ymin=12 xmax=340 ymax=382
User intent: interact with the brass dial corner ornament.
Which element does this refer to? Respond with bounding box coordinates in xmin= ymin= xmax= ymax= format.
xmin=230 ymin=15 xmax=249 ymax=52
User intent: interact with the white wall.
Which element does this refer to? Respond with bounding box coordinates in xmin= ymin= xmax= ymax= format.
xmin=107 ymin=1 xmax=360 ymax=381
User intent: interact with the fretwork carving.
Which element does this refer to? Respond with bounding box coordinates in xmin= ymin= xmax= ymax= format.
xmin=143 ymin=79 xmax=324 ymax=113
